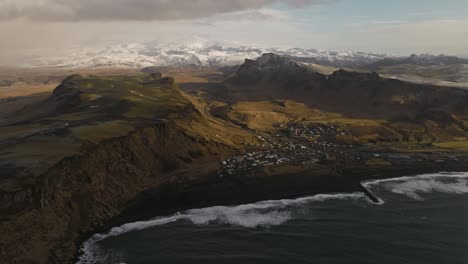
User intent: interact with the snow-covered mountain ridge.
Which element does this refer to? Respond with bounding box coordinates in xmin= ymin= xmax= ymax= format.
xmin=30 ymin=41 xmax=396 ymax=69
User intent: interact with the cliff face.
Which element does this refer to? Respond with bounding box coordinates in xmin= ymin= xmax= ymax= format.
xmin=0 ymin=121 xmax=234 ymax=264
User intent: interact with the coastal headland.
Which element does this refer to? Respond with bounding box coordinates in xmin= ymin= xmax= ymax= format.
xmin=2 ymin=55 xmax=468 ymax=263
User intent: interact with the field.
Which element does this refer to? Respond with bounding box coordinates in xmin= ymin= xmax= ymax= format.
xmin=435 ymin=140 xmax=468 ymax=151
xmin=225 ymin=100 xmax=384 ymax=131
xmin=71 ymin=121 xmax=135 ymax=143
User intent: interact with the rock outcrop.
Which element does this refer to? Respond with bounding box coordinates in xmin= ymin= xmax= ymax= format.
xmin=227 ymin=53 xmax=321 ymax=85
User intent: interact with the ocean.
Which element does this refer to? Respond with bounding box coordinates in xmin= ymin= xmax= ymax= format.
xmin=78 ymin=172 xmax=468 ymax=264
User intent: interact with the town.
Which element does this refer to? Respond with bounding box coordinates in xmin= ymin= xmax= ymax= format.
xmin=218 ymin=123 xmax=462 ymax=177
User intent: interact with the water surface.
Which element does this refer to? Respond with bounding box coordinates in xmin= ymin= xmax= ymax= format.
xmin=78 ymin=172 xmax=468 ymax=264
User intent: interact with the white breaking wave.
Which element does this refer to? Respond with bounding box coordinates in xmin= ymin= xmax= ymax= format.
xmin=77 ymin=172 xmax=468 ymax=264
xmin=363 ymin=172 xmax=468 ymax=201
xmin=77 ymin=192 xmax=367 ymax=264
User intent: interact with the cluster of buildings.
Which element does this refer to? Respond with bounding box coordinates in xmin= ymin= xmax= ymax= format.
xmin=218 ymin=135 xmax=341 ymax=177
xmin=219 ymin=122 xmax=464 ymax=178
xmin=218 ymin=147 xmax=325 ymax=177
xmin=286 ymin=123 xmax=348 ymax=139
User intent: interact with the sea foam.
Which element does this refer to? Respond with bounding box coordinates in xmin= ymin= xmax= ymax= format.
xmin=77 ymin=192 xmax=368 ymax=264
xmin=363 ymin=172 xmax=468 ymax=201
xmin=77 ymin=172 xmax=468 ymax=264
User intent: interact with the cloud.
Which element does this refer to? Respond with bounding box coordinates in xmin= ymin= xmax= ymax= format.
xmin=194 ymin=8 xmax=290 ymax=26
xmin=0 ymin=0 xmax=326 ymax=22
xmin=340 ymin=19 xmax=468 ymax=55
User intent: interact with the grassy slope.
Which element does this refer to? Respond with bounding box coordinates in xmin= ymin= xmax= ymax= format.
xmin=0 ymin=70 xmax=265 ymax=191
xmin=0 ymin=74 xmax=208 ymax=186
xmin=435 ymin=140 xmax=468 ymax=151
xmin=222 ymin=100 xmax=399 ymax=144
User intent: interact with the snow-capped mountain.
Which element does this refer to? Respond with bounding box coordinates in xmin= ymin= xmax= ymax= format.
xmin=29 ymin=41 xmax=395 ymax=69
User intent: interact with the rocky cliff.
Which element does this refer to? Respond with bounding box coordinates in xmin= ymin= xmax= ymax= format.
xmin=0 ymin=121 xmax=234 ymax=263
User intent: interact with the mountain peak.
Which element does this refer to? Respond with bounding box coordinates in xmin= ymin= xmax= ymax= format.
xmin=254 ymin=53 xmax=297 ymax=67
xmin=241 ymin=53 xmax=301 ymax=72
xmin=227 ymin=53 xmax=320 ymax=85
xmin=26 ymin=41 xmax=395 ymax=69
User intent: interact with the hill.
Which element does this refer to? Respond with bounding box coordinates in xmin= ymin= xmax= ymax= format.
xmin=224 ymin=54 xmax=467 ymax=116
xmin=0 ymin=72 xmax=253 ymax=190
xmin=202 ymin=53 xmax=468 ymax=143
xmin=0 ymin=72 xmax=259 ymax=263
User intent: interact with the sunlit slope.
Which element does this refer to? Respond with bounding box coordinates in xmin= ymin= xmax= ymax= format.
xmin=0 ymin=73 xmax=250 ymax=187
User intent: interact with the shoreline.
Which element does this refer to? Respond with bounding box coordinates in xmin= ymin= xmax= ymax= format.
xmin=75 ymin=158 xmax=468 ymax=262
xmin=107 ymin=160 xmax=468 ymax=224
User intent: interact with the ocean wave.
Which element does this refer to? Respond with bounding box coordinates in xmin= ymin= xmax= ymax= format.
xmin=77 ymin=172 xmax=468 ymax=264
xmin=77 ymin=192 xmax=368 ymax=264
xmin=363 ymin=172 xmax=468 ymax=201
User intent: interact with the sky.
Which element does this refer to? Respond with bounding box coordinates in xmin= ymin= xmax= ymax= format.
xmin=0 ymin=0 xmax=467 ymax=64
